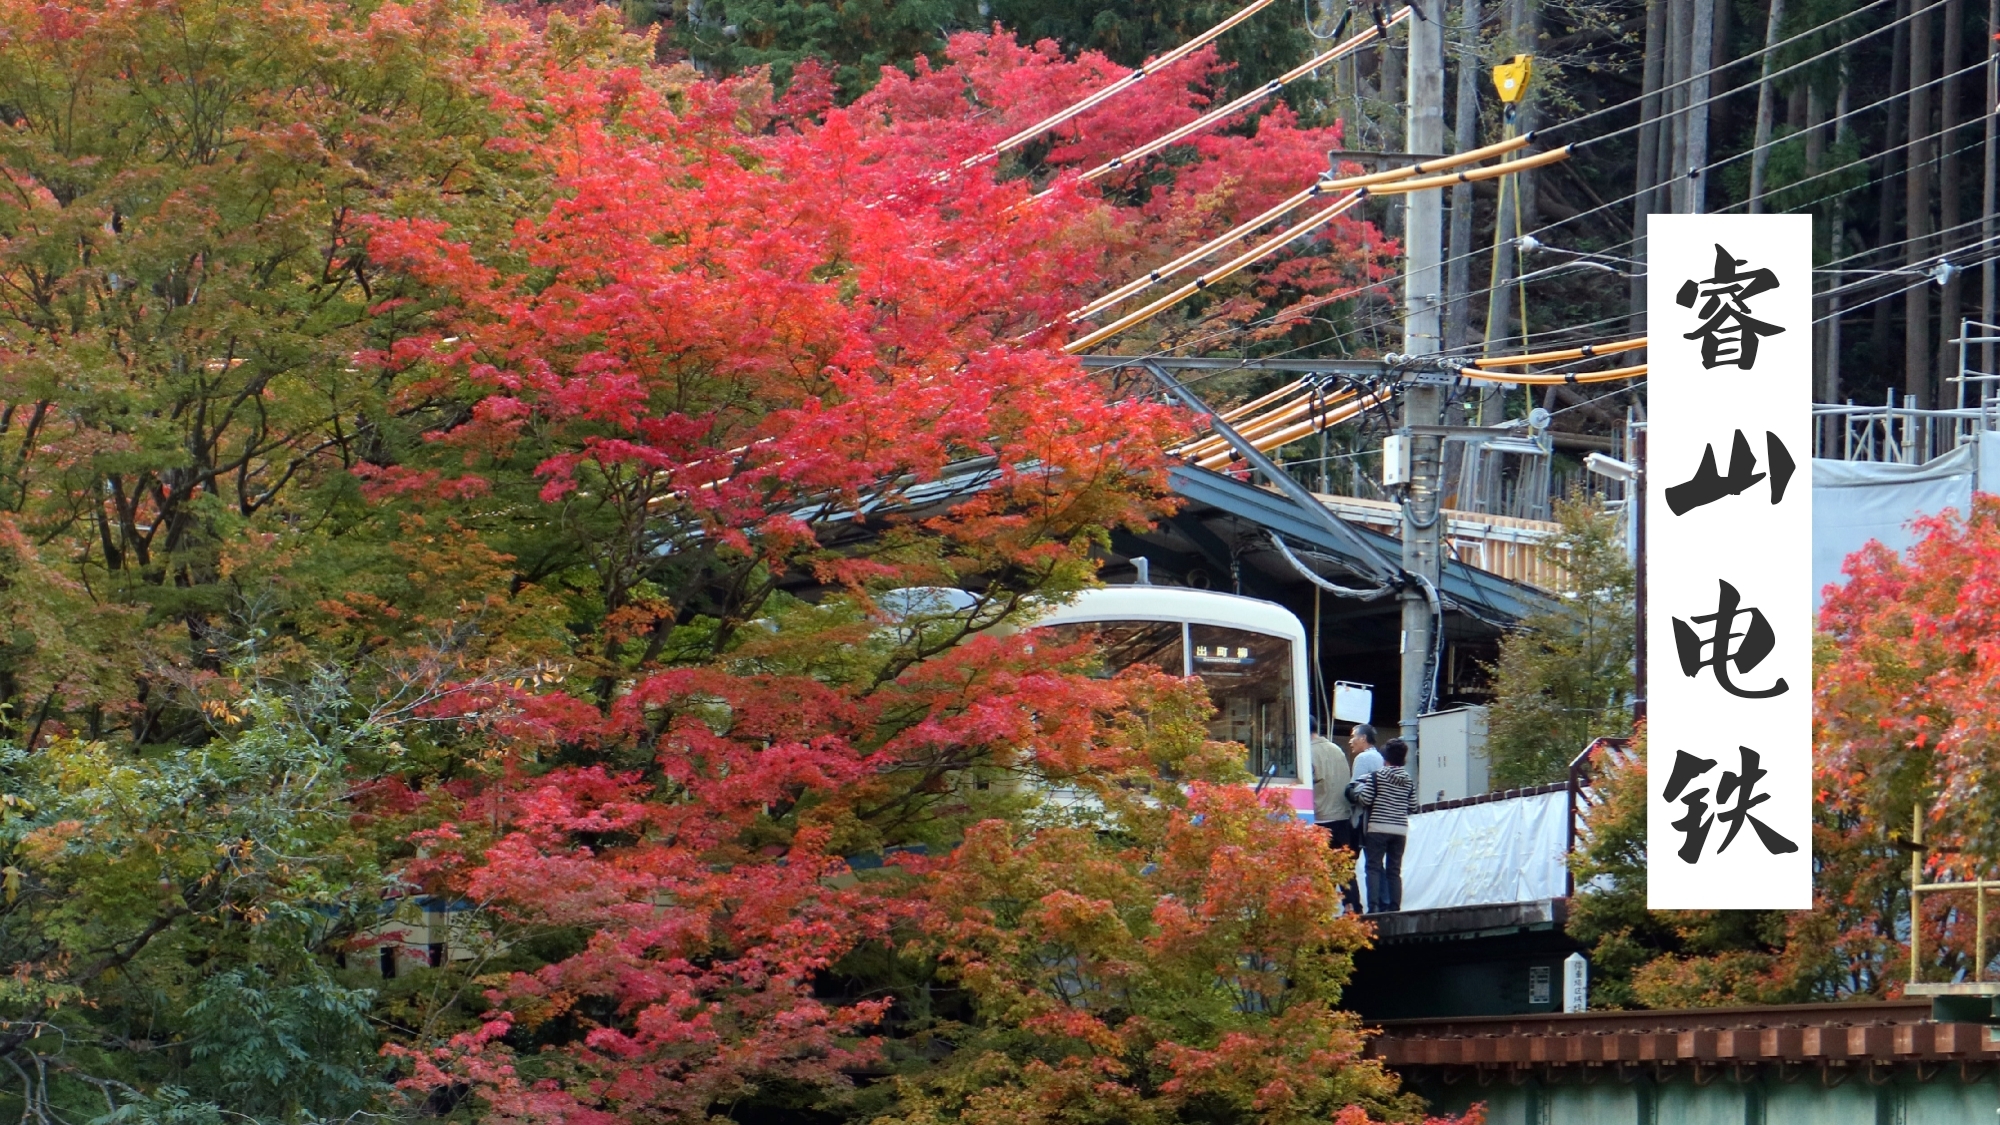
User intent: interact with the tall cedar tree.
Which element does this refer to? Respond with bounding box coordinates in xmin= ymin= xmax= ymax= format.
xmin=1483 ymin=499 xmax=1635 ymax=788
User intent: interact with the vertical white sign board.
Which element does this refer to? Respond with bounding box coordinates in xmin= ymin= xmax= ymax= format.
xmin=1646 ymin=214 xmax=1812 ymax=910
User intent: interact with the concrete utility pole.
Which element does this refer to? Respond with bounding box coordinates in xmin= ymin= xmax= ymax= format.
xmin=1400 ymin=0 xmax=1446 ymax=744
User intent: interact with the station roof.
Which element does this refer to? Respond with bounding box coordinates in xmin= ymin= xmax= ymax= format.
xmin=1165 ymin=464 xmax=1558 ymax=625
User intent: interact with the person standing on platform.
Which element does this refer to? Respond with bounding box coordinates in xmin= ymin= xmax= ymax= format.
xmin=1343 ymin=724 xmax=1383 ymax=908
xmin=1310 ymin=723 xmax=1357 ymax=911
xmin=1354 ymin=738 xmax=1418 ymax=913
xmin=1345 ymin=724 xmax=1383 ymax=827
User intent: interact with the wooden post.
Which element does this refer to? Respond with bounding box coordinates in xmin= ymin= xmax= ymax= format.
xmin=1911 ymin=802 xmax=1924 ymax=985
xmin=1977 ymin=880 xmax=1986 ymax=981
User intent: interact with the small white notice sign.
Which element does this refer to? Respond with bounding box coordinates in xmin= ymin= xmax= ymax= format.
xmin=1645 ymin=214 xmax=1813 ymax=910
xmin=1333 ymin=681 xmax=1374 ymax=725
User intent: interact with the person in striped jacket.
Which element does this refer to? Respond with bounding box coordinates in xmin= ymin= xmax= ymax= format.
xmin=1352 ymin=737 xmax=1418 ymax=913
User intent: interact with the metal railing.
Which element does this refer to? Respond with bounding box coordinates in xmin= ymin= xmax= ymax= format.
xmin=1813 ymin=320 xmax=2000 ymax=465
xmin=1812 ymin=396 xmax=1998 ymax=464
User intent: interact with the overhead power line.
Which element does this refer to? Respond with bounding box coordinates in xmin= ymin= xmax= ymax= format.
xmin=1068 ymin=134 xmax=1532 ymax=322
xmin=1009 ymin=0 xmax=1965 ymax=405
xmin=1480 ymin=0 xmax=1956 ymax=255
xmin=1466 ymin=337 xmax=1647 ymax=368
xmin=1716 ymin=99 xmax=1988 ymax=218
xmin=1817 ymin=241 xmax=2000 ymax=323
xmin=960 ymin=0 xmax=1285 ymax=169
xmin=1821 ymin=222 xmax=2000 ymax=287
xmin=1273 ymin=45 xmax=1983 ymax=347
xmin=1061 ymin=147 xmax=1573 ymax=352
xmin=1734 ymin=131 xmax=1987 ymax=236
xmin=1049 ymin=8 xmax=1414 ymax=195
xmin=1063 ymin=192 xmax=1369 ymax=352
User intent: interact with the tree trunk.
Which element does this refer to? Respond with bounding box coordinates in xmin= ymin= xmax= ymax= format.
xmin=1446 ymin=0 xmax=1481 ymax=354
xmin=1819 ymin=70 xmax=1849 ymax=424
xmin=1747 ymin=0 xmax=1787 ymax=212
xmin=1684 ymin=0 xmax=1715 ymax=212
xmin=1448 ymin=0 xmax=1501 ymax=423
xmin=1905 ymin=0 xmax=1934 ymax=409
xmin=1508 ymin=0 xmax=1539 ymax=233
xmin=1632 ymin=0 xmax=1667 ymax=336
xmin=1936 ymin=0 xmax=1963 ymax=404
xmin=1666 ymin=0 xmax=1691 ymax=210
xmin=1804 ymin=81 xmax=1825 ymax=174
xmin=1873 ymin=0 xmax=1910 ymax=377
xmin=1483 ymin=180 xmax=1520 ymax=358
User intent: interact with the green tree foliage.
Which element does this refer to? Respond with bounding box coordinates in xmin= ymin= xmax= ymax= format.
xmin=0 ymin=693 xmax=398 ymax=1122
xmin=1563 ymin=499 xmax=2000 ymax=1010
xmin=1565 ymin=730 xmax=1839 ymax=1010
xmin=982 ymin=0 xmax=1319 ymax=97
xmin=0 ymin=0 xmax=591 ymax=744
xmin=1484 ymin=499 xmax=1635 ymax=788
xmin=657 ymin=0 xmax=1323 ymax=101
xmin=662 ymin=0 xmax=977 ymax=93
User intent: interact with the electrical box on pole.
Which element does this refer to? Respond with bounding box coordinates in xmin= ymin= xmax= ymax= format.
xmin=1382 ymin=433 xmax=1413 ymax=485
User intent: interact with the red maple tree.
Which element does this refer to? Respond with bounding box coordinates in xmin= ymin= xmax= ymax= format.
xmin=354 ymin=13 xmax=1436 ymax=1122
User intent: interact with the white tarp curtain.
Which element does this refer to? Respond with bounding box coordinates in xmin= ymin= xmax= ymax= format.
xmin=1390 ymin=790 xmax=1569 ymax=911
xmin=1811 ymin=437 xmax=2000 ymax=606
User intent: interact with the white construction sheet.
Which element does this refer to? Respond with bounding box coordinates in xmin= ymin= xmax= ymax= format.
xmin=1396 ymin=790 xmax=1569 ymax=911
xmin=1811 ymin=444 xmax=1976 ymax=606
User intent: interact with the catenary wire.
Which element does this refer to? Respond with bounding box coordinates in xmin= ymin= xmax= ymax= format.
xmin=1815 ymin=243 xmax=2000 ymax=325
xmin=1242 ymin=78 xmax=1982 ymax=354
xmin=1033 ymin=0 xmax=1950 ymax=381
xmin=1407 ymin=15 xmax=1975 ymax=294
xmin=961 ymin=0 xmax=1285 ymax=168
xmin=1049 ymin=9 xmax=1413 ymax=195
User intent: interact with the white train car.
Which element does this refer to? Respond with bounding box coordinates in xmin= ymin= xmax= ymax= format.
xmin=1029 ymin=585 xmax=1315 ymax=822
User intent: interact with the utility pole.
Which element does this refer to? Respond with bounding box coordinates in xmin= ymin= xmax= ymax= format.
xmin=1400 ymin=0 xmax=1446 ymax=744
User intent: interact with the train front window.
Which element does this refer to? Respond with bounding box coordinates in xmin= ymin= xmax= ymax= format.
xmin=1039 ymin=620 xmax=1185 ymax=677
xmin=1189 ymin=625 xmax=1297 ymax=782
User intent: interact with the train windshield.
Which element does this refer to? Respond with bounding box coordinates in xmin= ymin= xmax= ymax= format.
xmin=1037 ymin=619 xmax=1298 ymax=782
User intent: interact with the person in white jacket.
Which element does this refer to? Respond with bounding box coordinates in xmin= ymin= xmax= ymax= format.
xmin=1345 ymin=723 xmax=1384 ymax=834
xmin=1342 ymin=724 xmax=1383 ymax=910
